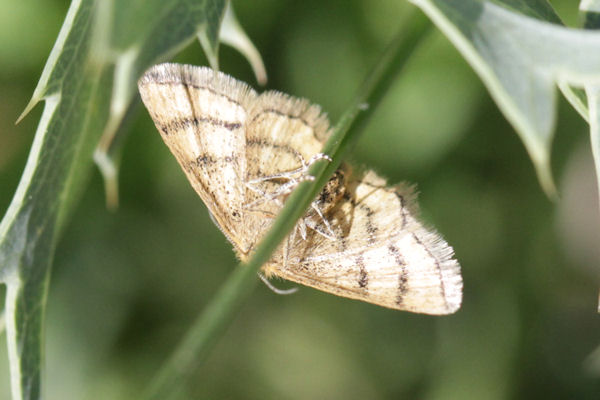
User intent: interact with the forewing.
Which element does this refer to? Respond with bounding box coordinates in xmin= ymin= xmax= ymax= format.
xmin=245 ymin=91 xmax=330 ymax=178
xmin=264 ymin=168 xmax=463 ymax=315
xmin=138 ymin=64 xmax=257 ymax=254
xmin=237 ymin=91 xmax=333 ymax=244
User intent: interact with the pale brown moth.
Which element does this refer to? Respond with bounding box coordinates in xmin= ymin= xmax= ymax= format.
xmin=138 ymin=63 xmax=462 ymax=315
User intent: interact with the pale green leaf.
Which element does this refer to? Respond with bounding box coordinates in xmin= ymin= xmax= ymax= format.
xmin=579 ymin=4 xmax=600 ymax=254
xmin=409 ymin=0 xmax=600 ymax=198
xmin=581 ymin=0 xmax=600 ymax=13
xmin=220 ymin=1 xmax=267 ymax=85
xmin=0 ymin=0 xmax=230 ymax=398
xmin=94 ymin=1 xmax=265 ymax=208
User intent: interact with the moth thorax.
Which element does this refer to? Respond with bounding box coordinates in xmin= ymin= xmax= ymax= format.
xmin=313 ymin=169 xmax=346 ymax=214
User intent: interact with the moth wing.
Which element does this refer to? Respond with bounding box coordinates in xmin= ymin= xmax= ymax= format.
xmin=263 ymin=169 xmax=463 ymax=315
xmin=245 ymin=91 xmax=331 ymax=180
xmin=236 ymin=91 xmax=333 ymax=243
xmin=138 ymin=63 xmax=257 ymax=254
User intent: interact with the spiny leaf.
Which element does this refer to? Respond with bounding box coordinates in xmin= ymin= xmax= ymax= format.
xmin=220 ymin=1 xmax=267 ymax=85
xmin=0 ymin=0 xmax=248 ymax=398
xmin=409 ymin=0 xmax=600 ymax=200
xmin=94 ymin=0 xmax=266 ymax=209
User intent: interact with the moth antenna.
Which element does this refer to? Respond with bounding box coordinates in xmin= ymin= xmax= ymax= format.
xmin=258 ymin=273 xmax=298 ymax=295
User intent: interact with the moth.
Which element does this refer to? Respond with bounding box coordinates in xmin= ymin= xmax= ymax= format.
xmin=138 ymin=63 xmax=462 ymax=315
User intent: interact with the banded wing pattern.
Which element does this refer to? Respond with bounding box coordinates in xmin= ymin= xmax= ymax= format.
xmin=139 ymin=65 xmax=255 ymax=253
xmin=263 ymin=168 xmax=462 ymax=314
xmin=139 ymin=63 xmax=463 ymax=315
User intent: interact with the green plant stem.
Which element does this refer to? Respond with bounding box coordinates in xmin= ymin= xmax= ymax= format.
xmin=143 ymin=13 xmax=432 ymax=400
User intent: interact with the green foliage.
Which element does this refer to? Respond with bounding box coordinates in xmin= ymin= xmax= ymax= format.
xmin=411 ymin=0 xmax=600 ymax=198
xmin=1 ymin=0 xmax=600 ymax=399
xmin=0 ymin=0 xmax=228 ymax=398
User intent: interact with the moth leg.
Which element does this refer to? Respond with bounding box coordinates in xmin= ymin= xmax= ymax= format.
xmin=283 ymin=228 xmax=291 ymax=268
xmin=270 ymin=174 xmax=315 ymax=198
xmin=245 ymin=153 xmax=336 ymax=240
xmin=244 ymin=179 xmax=303 ymax=209
xmin=244 ymin=159 xmax=316 ymax=209
xmin=308 ymin=203 xmax=336 ymax=240
xmin=258 ymin=272 xmax=297 ymax=295
xmin=245 ymin=152 xmax=312 ymax=188
xmin=298 ymin=218 xmax=308 ymax=240
xmin=244 ymin=152 xmax=332 ymax=202
xmin=249 ymin=152 xmax=331 ymax=184
xmin=244 ymin=184 xmax=286 ymax=208
xmin=303 ymin=152 xmax=332 ymax=169
xmin=283 ymin=226 xmax=299 ymax=270
xmin=246 ymin=166 xmax=305 ymax=183
xmin=291 ymin=152 xmax=333 ymax=184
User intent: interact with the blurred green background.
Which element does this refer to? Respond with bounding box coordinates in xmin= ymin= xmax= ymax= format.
xmin=1 ymin=0 xmax=600 ymax=399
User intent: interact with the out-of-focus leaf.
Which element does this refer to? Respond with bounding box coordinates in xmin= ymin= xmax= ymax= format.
xmin=409 ymin=0 xmax=600 ymax=199
xmin=0 ymin=0 xmax=236 ymax=398
xmin=94 ymin=0 xmax=265 ymax=209
xmin=220 ymin=1 xmax=267 ymax=85
xmin=93 ymin=0 xmax=227 ymax=208
xmin=581 ymin=3 xmax=600 ymax=29
xmin=581 ymin=0 xmax=600 ymax=13
xmin=580 ymin=0 xmax=600 ymax=245
xmin=488 ymin=0 xmax=562 ymax=23
xmin=586 ymin=85 xmax=600 ymax=209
